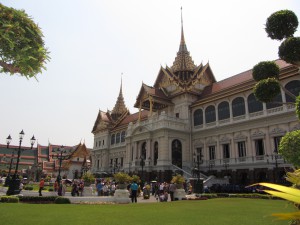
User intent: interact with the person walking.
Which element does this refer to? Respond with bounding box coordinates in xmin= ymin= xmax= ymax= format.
xmin=130 ymin=180 xmax=138 ymax=203
xmin=169 ymin=182 xmax=176 ymax=201
xmin=39 ymin=178 xmax=45 ymax=196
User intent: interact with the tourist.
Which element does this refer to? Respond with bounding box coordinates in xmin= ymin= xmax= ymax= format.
xmin=71 ymin=181 xmax=79 ymax=196
xmin=39 ymin=178 xmax=44 ymax=196
xmin=96 ymin=181 xmax=103 ymax=196
xmin=130 ymin=180 xmax=138 ymax=203
xmin=79 ymin=182 xmax=84 ymax=196
xmin=169 ymin=182 xmax=176 ymax=201
xmin=19 ymin=182 xmax=24 ymax=192
xmin=54 ymin=180 xmax=58 ymax=192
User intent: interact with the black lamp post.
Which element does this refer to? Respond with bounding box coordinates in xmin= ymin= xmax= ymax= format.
xmin=193 ymin=152 xmax=203 ymax=194
xmin=52 ymin=146 xmax=71 ymax=184
xmin=6 ymin=130 xmax=36 ymax=195
xmin=5 ymin=135 xmax=13 ymax=187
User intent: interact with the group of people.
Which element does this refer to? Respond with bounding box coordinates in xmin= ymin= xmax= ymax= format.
xmin=96 ymin=180 xmax=116 ymax=196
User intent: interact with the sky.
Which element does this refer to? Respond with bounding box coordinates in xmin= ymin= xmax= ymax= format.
xmin=1 ymin=0 xmax=300 ymax=149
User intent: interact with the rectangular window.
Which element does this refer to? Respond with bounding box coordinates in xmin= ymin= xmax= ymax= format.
xmin=110 ymin=158 xmax=113 ymax=166
xmin=255 ymin=139 xmax=264 ymax=156
xmin=176 ymin=113 xmax=179 ymax=118
xmin=121 ymin=157 xmax=124 ymax=167
xmin=223 ymin=144 xmax=230 ymax=158
xmin=95 ymin=141 xmax=97 ymax=148
xmin=97 ymin=160 xmax=99 ymax=169
xmin=274 ymin=136 xmax=282 ymax=153
xmin=103 ymin=140 xmax=104 ymax=146
xmin=196 ymin=147 xmax=203 ymax=162
xmin=209 ymin=146 xmax=215 ymax=160
xmin=237 ymin=141 xmax=246 ymax=157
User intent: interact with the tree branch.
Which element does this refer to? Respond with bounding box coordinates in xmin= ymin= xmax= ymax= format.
xmin=0 ymin=60 xmax=20 ymax=73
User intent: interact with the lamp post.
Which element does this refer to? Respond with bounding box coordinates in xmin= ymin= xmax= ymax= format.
xmin=52 ymin=146 xmax=71 ymax=184
xmin=193 ymin=152 xmax=203 ymax=194
xmin=6 ymin=130 xmax=36 ymax=195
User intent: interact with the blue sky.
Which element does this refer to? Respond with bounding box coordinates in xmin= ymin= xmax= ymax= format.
xmin=1 ymin=0 xmax=299 ymax=148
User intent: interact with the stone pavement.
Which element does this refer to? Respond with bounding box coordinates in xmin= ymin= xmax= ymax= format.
xmin=0 ymin=186 xmax=172 ymax=204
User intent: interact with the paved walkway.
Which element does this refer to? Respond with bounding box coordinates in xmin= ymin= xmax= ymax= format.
xmin=0 ymin=186 xmax=171 ymax=204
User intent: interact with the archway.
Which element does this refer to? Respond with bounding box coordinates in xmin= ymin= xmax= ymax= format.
xmin=172 ymin=139 xmax=182 ymax=168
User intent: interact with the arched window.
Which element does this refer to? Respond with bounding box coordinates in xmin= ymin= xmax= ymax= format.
xmin=121 ymin=131 xmax=126 ymax=142
xmin=141 ymin=142 xmax=147 ymax=159
xmin=266 ymin=92 xmax=283 ymax=109
xmin=232 ymin=97 xmax=245 ymax=117
xmin=154 ymin=142 xmax=158 ymax=166
xmin=193 ymin=109 xmax=203 ymax=126
xmin=205 ymin=105 xmax=216 ymax=123
xmin=111 ymin=134 xmax=115 ymax=145
xmin=285 ymin=80 xmax=300 ymax=103
xmin=172 ymin=139 xmax=182 ymax=168
xmin=247 ymin=93 xmax=263 ymax=113
xmin=218 ymin=101 xmax=230 ymax=120
xmin=116 ymin=133 xmax=120 ymax=144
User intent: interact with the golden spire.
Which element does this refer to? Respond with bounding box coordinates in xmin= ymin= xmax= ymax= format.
xmin=171 ymin=7 xmax=196 ymax=74
xmin=111 ymin=75 xmax=128 ymax=121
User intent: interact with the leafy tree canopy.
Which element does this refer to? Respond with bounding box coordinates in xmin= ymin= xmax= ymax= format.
xmin=0 ymin=3 xmax=50 ymax=78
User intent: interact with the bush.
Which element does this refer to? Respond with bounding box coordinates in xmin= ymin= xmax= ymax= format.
xmin=24 ymin=186 xmax=34 ymax=190
xmin=54 ymin=197 xmax=71 ymax=204
xmin=0 ymin=196 xmax=19 ymax=203
xmin=279 ymin=130 xmax=300 ymax=167
xmin=18 ymin=196 xmax=56 ymax=203
xmin=48 ymin=187 xmax=54 ymax=192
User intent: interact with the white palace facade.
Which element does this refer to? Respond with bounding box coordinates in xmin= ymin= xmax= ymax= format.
xmin=91 ymin=21 xmax=300 ymax=186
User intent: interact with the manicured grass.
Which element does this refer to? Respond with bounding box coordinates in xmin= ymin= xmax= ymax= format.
xmin=0 ymin=198 xmax=296 ymax=225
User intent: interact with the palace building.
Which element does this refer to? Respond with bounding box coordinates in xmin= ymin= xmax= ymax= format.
xmin=91 ymin=19 xmax=300 ymax=186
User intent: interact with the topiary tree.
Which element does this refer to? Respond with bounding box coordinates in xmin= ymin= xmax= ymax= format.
xmin=252 ymin=10 xmax=299 ymax=110
xmin=279 ymin=130 xmax=300 ymax=167
xmin=265 ymin=10 xmax=298 ymax=41
xmin=0 ymin=3 xmax=50 ymax=78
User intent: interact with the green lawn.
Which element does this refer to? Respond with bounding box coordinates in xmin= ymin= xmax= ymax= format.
xmin=0 ymin=198 xmax=296 ymax=225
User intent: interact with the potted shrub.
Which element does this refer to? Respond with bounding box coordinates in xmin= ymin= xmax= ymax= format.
xmin=82 ymin=171 xmax=95 ymax=186
xmin=113 ymin=172 xmax=130 ymax=189
xmin=171 ymin=174 xmax=185 ymax=189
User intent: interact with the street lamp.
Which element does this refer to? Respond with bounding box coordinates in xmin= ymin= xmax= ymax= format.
xmin=193 ymin=151 xmax=203 ymax=194
xmin=6 ymin=130 xmax=36 ymax=195
xmin=52 ymin=146 xmax=72 ymax=184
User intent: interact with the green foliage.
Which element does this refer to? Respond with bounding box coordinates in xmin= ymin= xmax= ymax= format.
xmin=296 ymin=95 xmax=300 ymax=120
xmin=265 ymin=10 xmax=298 ymax=40
xmin=48 ymin=187 xmax=54 ymax=192
xmin=279 ymin=130 xmax=300 ymax=167
xmin=82 ymin=171 xmax=95 ymax=184
xmin=54 ymin=197 xmax=71 ymax=204
xmin=0 ymin=3 xmax=50 ymax=78
xmin=0 ymin=196 xmax=19 ymax=203
xmin=253 ymin=78 xmax=281 ymax=103
xmin=113 ymin=172 xmax=130 ymax=184
xmin=252 ymin=61 xmax=279 ymax=81
xmin=278 ymin=37 xmax=300 ymax=66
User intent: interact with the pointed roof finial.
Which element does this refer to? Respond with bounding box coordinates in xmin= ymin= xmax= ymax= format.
xmin=171 ymin=7 xmax=196 ymax=73
xmin=111 ymin=75 xmax=128 ymax=120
